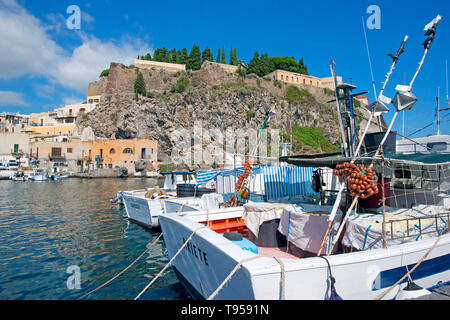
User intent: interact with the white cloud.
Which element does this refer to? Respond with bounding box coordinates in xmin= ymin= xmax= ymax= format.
xmin=0 ymin=0 xmax=152 ymax=93
xmin=0 ymin=91 xmax=29 ymax=107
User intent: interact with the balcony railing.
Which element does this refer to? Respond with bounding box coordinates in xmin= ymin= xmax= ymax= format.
xmin=48 ymin=153 xmax=66 ymax=160
xmin=11 ymin=149 xmax=24 ymax=156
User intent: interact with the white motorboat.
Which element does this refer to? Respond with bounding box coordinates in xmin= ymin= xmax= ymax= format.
xmin=121 ymin=171 xmax=215 ymax=228
xmin=11 ymin=171 xmax=28 ymax=181
xmin=29 ymin=168 xmax=49 ymax=181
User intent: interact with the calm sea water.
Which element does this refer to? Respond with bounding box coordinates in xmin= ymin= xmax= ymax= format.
xmin=0 ymin=178 xmax=190 ymax=300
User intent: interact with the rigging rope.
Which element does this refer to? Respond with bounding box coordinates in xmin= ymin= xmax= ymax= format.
xmin=373 ymin=235 xmax=441 ymax=300
xmin=207 ymin=256 xmax=261 ymax=300
xmin=134 ymin=226 xmax=206 ymax=300
xmin=78 ymin=232 xmax=163 ymax=299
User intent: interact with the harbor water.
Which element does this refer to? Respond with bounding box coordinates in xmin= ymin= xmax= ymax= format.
xmin=0 ymin=178 xmax=190 ymax=300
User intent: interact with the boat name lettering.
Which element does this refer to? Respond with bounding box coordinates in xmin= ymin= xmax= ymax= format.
xmin=182 ymin=237 xmax=208 ymax=266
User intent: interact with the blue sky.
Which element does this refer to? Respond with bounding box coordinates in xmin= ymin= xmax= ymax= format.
xmin=0 ymin=0 xmax=449 ymax=137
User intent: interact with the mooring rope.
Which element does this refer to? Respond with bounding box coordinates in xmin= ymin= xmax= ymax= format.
xmin=78 ymin=232 xmax=163 ymax=300
xmin=373 ymin=235 xmax=441 ymax=300
xmin=274 ymin=257 xmax=286 ymax=300
xmin=207 ymin=256 xmax=261 ymax=300
xmin=134 ymin=226 xmax=207 ymax=300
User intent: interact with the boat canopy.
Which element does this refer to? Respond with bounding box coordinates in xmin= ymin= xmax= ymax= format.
xmin=196 ymin=166 xmax=264 ymax=186
xmin=280 ymin=152 xmax=450 ymax=168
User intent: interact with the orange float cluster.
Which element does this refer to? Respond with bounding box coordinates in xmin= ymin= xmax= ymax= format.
xmin=334 ymin=162 xmax=379 ymax=199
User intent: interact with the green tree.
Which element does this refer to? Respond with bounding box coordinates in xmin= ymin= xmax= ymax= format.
xmin=221 ymin=46 xmax=226 ymax=64
xmin=202 ymin=47 xmax=213 ymax=64
xmin=187 ymin=44 xmax=202 ymax=70
xmin=99 ymin=69 xmax=109 ymax=77
xmin=144 ymin=53 xmax=151 ymax=61
xmin=216 ymin=48 xmax=221 ymax=63
xmin=232 ymin=47 xmax=238 ymax=65
xmin=169 ymin=48 xmax=177 ymax=63
xmin=298 ymin=58 xmax=308 ymax=74
xmin=134 ymin=71 xmax=146 ymax=95
xmin=247 ymin=52 xmax=260 ymax=75
xmin=180 ymin=48 xmax=188 ymax=64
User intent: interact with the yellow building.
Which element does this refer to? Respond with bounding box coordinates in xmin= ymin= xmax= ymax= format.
xmin=24 ymin=124 xmax=76 ymax=136
xmin=266 ymin=70 xmax=343 ymax=90
xmin=83 ymin=138 xmax=158 ymax=171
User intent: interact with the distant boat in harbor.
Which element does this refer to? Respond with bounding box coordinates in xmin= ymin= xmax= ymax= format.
xmin=29 ymin=168 xmax=49 ymax=181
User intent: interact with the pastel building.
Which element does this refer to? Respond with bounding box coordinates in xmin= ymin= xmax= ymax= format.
xmin=266 ymin=70 xmax=343 ymax=90
xmin=83 ymin=138 xmax=158 ymax=172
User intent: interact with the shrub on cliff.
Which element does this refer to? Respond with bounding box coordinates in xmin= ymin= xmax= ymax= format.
xmin=134 ymin=71 xmax=146 ymax=95
xmin=170 ymin=77 xmax=190 ymax=93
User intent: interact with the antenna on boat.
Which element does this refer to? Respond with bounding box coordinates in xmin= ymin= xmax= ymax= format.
xmin=330 ymin=60 xmax=350 ymax=157
xmin=436 ymin=87 xmax=440 ymax=136
xmin=361 ymin=16 xmax=383 ymax=131
xmin=327 ymin=15 xmax=443 ymax=255
xmin=317 ymin=35 xmax=408 ymax=256
xmin=446 ymin=60 xmax=449 ymax=106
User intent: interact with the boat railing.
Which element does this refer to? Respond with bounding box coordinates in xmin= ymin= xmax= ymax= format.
xmin=386 ymin=212 xmax=449 ymax=242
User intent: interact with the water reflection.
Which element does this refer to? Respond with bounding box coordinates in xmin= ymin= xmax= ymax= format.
xmin=0 ymin=178 xmax=189 ymax=300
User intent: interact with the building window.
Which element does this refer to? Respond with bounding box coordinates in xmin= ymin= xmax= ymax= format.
xmin=110 ymin=148 xmax=116 ymax=155
xmin=280 ymin=75 xmax=283 ymax=80
xmin=123 ymin=148 xmax=133 ymax=154
xmin=67 ymin=148 xmax=73 ymax=153
xmin=303 ymin=79 xmax=306 ymax=84
xmin=296 ymin=77 xmax=299 ymax=83
xmin=310 ymin=80 xmax=312 ymax=85
xmin=292 ymin=76 xmax=294 ymax=82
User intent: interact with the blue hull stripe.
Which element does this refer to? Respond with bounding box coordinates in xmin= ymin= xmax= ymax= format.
xmin=374 ymin=253 xmax=450 ymax=290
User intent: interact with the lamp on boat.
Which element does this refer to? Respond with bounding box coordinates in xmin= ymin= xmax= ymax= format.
xmin=364 ymin=99 xmax=390 ymax=117
xmin=391 ymin=87 xmax=418 ymax=112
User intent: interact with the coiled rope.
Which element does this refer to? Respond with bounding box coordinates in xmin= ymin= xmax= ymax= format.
xmin=78 ymin=232 xmax=163 ymax=299
xmin=134 ymin=226 xmax=207 ymax=300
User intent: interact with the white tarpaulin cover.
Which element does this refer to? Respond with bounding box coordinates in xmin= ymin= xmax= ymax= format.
xmin=242 ymin=202 xmax=291 ymax=238
xmin=342 ymin=204 xmax=449 ymax=250
xmin=278 ymin=204 xmax=343 ymax=255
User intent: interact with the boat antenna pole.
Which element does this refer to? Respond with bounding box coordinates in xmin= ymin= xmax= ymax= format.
xmin=330 ymin=60 xmax=349 ymax=157
xmin=316 ymin=34 xmax=408 ymax=256
xmin=446 ymin=60 xmax=449 ymax=106
xmin=361 ymin=16 xmax=382 ymax=131
xmin=328 ymin=15 xmax=442 ymax=255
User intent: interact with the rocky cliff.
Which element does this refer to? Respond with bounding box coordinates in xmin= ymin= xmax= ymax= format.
xmin=80 ymin=61 xmax=377 ymax=166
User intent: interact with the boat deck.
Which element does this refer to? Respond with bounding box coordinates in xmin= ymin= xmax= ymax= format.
xmin=257 ymin=246 xmax=299 ymax=259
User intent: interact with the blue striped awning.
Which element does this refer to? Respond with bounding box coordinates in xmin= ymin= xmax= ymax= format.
xmin=196 ymin=166 xmax=264 ymax=186
xmin=263 ymin=166 xmax=318 ymax=201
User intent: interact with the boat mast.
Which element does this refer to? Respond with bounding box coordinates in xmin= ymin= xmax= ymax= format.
xmin=328 ymin=15 xmax=442 ymax=255
xmin=437 ymin=87 xmax=440 ymax=136
xmin=317 ymin=35 xmax=408 ymax=256
xmin=330 ymin=60 xmax=349 ymax=157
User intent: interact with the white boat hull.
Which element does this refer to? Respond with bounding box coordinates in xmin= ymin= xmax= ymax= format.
xmin=31 ymin=175 xmax=48 ymax=181
xmin=159 ymin=212 xmax=450 ymax=300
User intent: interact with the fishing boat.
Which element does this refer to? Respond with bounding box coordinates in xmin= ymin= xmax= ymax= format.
xmin=29 ymin=168 xmax=49 ymax=181
xmin=11 ymin=171 xmax=28 ymax=181
xmin=158 ymin=15 xmax=450 ymax=300
xmin=121 ymin=171 xmax=216 ymax=228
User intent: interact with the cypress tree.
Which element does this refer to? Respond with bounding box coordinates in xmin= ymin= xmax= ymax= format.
xmin=187 ymin=44 xmax=202 ymax=70
xmin=233 ymin=47 xmax=238 ymax=65
xmin=134 ymin=71 xmax=146 ymax=96
xmin=298 ymin=58 xmax=308 ymax=75
xmin=216 ymin=48 xmax=221 ymax=63
xmin=247 ymin=51 xmax=260 ymax=75
xmin=221 ymin=46 xmax=226 ymax=64
xmin=202 ymin=47 xmax=213 ymax=64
